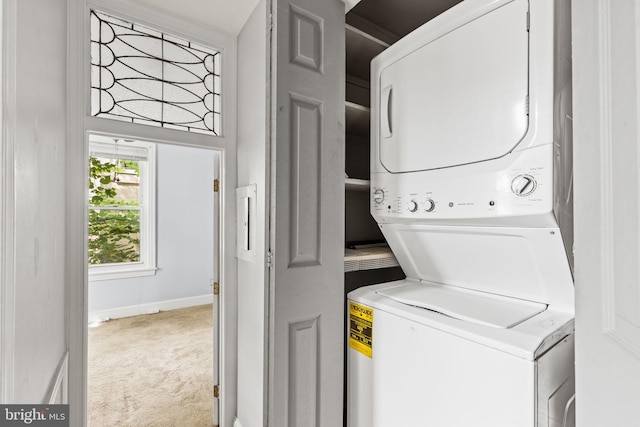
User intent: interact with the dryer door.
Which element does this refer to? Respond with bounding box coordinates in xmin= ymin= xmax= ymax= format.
xmin=378 ymin=0 xmax=529 ymax=173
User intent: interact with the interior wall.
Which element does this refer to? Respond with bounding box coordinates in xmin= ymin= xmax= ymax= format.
xmin=235 ymin=1 xmax=268 ymax=425
xmin=88 ymin=143 xmax=216 ymax=316
xmin=4 ymin=0 xmax=69 ymax=403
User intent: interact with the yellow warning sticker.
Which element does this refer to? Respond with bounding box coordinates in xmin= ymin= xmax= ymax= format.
xmin=349 ymin=302 xmax=373 ymax=358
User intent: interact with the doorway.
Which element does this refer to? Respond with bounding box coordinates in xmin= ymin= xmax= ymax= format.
xmin=85 ymin=138 xmax=220 ymax=426
xmin=65 ymin=1 xmax=239 ymax=425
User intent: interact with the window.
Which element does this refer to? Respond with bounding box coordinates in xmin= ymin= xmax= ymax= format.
xmin=88 ymin=135 xmax=156 ymax=280
xmin=90 ymin=10 xmax=222 ymax=135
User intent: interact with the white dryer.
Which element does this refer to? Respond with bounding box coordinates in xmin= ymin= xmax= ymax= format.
xmin=348 ymin=0 xmax=575 ymax=425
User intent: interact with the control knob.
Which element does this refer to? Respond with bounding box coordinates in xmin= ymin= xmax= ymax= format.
xmin=511 ymin=174 xmax=537 ymax=197
xmin=408 ymin=200 xmax=418 ymax=212
xmin=373 ymin=189 xmax=385 ymax=204
xmin=425 ymin=199 xmax=435 ymax=212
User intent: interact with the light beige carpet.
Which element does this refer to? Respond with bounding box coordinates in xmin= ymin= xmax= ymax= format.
xmin=88 ymin=304 xmax=213 ymax=427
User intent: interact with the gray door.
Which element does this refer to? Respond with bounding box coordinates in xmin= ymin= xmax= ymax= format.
xmin=268 ymin=0 xmax=345 ymax=425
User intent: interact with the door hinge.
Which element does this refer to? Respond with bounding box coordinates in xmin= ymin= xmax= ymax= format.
xmin=525 ymin=95 xmax=530 ymax=115
xmin=214 ymin=179 xmax=220 ymax=192
xmin=267 ymin=250 xmax=273 ymax=269
xmin=526 ymin=11 xmax=530 ymax=31
xmin=213 ymin=282 xmax=220 ymax=295
xmin=213 ymin=385 xmax=220 ymax=398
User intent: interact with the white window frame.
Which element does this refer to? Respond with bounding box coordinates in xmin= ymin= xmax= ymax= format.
xmin=88 ymin=136 xmax=157 ymax=281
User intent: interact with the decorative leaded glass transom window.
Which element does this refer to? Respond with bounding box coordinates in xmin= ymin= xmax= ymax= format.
xmin=90 ymin=11 xmax=221 ymax=135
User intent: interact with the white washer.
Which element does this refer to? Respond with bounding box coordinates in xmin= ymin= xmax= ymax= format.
xmin=348 ymin=0 xmax=575 ymax=425
xmin=348 ymin=226 xmax=575 ymax=426
xmin=348 ymin=270 xmax=575 ymax=426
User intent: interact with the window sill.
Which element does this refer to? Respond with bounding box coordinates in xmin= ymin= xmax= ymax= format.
xmin=89 ymin=266 xmax=158 ymax=282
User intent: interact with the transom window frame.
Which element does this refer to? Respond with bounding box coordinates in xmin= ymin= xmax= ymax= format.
xmin=89 ymin=10 xmax=223 ymax=136
xmin=83 ymin=0 xmax=236 ymax=147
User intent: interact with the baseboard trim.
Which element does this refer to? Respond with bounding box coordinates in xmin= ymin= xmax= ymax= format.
xmin=47 ymin=352 xmax=68 ymax=404
xmin=88 ymin=294 xmax=213 ymax=324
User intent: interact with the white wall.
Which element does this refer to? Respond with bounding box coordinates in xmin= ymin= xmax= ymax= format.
xmin=1 ymin=0 xmax=68 ymax=403
xmin=88 ymin=143 xmax=216 ymax=317
xmin=235 ymin=1 xmax=268 ymax=425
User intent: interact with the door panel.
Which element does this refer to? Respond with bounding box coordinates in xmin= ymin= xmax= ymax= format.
xmin=573 ymin=0 xmax=640 ymax=424
xmin=269 ymin=0 xmax=345 ymax=425
xmin=288 ymin=94 xmax=322 ymax=266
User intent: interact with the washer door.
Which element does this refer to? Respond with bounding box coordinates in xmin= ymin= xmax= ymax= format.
xmin=378 ymin=0 xmax=529 ymax=173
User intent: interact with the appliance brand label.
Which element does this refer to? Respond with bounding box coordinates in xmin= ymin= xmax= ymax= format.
xmin=349 ymin=302 xmax=373 ymax=358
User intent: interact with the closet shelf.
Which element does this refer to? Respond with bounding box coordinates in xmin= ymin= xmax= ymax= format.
xmin=346 ymin=24 xmax=390 ymax=48
xmin=345 ymin=178 xmax=370 ymax=191
xmin=346 ymin=24 xmax=388 ymax=82
xmin=346 ymin=75 xmax=371 ymax=107
xmin=346 ymin=101 xmax=370 ymax=113
xmin=346 ymin=101 xmax=370 ymax=137
xmin=344 ymin=246 xmax=399 ymax=272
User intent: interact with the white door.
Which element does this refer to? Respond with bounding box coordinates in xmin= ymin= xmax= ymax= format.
xmin=573 ymin=0 xmax=640 ymax=424
xmin=268 ymin=0 xmax=345 ymax=425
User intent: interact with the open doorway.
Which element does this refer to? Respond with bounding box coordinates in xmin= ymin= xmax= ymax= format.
xmin=65 ymin=2 xmax=239 ymax=424
xmin=85 ymin=137 xmax=219 ymax=426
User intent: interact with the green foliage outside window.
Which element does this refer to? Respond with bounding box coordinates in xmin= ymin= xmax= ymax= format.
xmin=88 ymin=157 xmax=141 ymax=265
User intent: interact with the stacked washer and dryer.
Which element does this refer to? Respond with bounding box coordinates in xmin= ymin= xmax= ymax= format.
xmin=347 ymin=0 xmax=575 ymax=426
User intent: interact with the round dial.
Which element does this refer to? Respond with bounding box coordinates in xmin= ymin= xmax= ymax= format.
xmin=425 ymin=199 xmax=435 ymax=212
xmin=511 ymin=174 xmax=537 ymax=197
xmin=373 ymin=189 xmax=385 ymax=204
xmin=408 ymin=200 xmax=418 ymax=212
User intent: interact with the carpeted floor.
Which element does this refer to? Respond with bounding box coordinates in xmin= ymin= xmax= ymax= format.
xmin=88 ymin=304 xmax=214 ymax=427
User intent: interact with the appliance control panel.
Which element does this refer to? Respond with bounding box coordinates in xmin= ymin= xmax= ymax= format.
xmin=371 ymin=146 xmax=554 ymax=223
